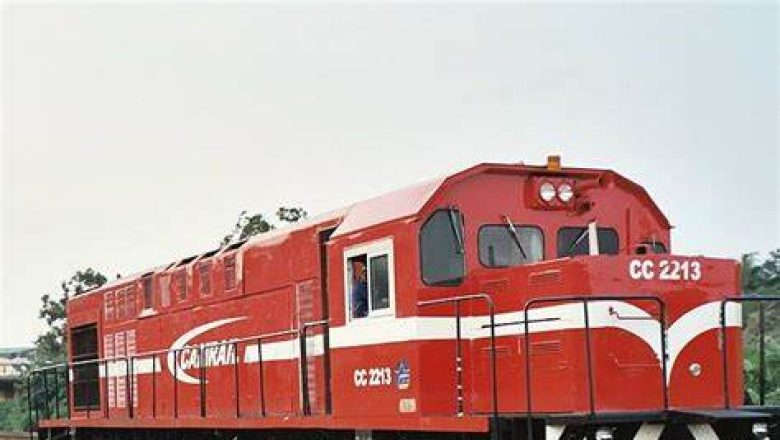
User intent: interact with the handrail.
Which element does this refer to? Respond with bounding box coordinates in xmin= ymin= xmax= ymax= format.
xmin=720 ymin=295 xmax=780 ymax=409
xmin=417 ymin=293 xmax=498 ymax=437
xmin=300 ymin=320 xmax=329 ymax=416
xmin=26 ymin=375 xmax=33 ymax=440
xmin=28 ymin=327 xmax=303 ymax=429
xmin=522 ymin=295 xmax=668 ymax=440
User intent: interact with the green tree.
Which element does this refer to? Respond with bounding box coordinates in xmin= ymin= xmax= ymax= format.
xmin=276 ymin=206 xmax=307 ymax=223
xmin=32 ymin=269 xmax=107 ymax=366
xmin=0 ymin=399 xmax=26 ymax=432
xmin=742 ymin=251 xmax=780 ymax=295
xmin=221 ymin=206 xmax=307 ymax=245
xmin=741 ymin=250 xmax=780 ymax=405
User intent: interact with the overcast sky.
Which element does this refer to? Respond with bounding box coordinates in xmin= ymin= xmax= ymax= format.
xmin=1 ymin=2 xmax=777 ymax=347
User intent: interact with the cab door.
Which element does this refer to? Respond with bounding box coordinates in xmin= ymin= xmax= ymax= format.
xmin=333 ymin=238 xmax=400 ymax=417
xmin=295 ymin=228 xmax=336 ymax=416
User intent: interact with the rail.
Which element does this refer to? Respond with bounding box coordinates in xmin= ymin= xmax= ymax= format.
xmin=417 ymin=293 xmax=499 ymax=439
xmin=522 ymin=295 xmax=668 ymax=440
xmin=300 ymin=319 xmax=330 ymax=416
xmin=720 ymin=295 xmax=780 ymax=409
xmin=27 ymin=324 xmax=330 ymax=435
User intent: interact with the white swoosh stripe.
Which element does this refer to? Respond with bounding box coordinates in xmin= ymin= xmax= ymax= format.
xmin=99 ymin=301 xmax=741 ymax=386
xmin=166 ymin=317 xmax=247 ymax=384
xmin=667 ymin=301 xmax=741 ymax=382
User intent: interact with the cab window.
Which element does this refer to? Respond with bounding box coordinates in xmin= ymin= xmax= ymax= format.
xmin=345 ymin=239 xmax=395 ymax=321
xmin=637 ymin=240 xmax=667 ymax=254
xmin=557 ymin=227 xmax=619 ymax=257
xmin=479 ymin=225 xmax=544 ymax=267
xmin=420 ymin=209 xmax=465 ymax=286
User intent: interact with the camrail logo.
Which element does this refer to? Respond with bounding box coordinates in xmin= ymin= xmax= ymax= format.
xmin=166 ymin=317 xmax=247 ymax=384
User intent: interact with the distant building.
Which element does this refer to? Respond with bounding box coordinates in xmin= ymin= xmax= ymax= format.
xmin=0 ymin=347 xmax=33 ymax=402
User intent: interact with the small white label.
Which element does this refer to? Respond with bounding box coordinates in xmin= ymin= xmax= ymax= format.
xmin=399 ymin=398 xmax=417 ymax=413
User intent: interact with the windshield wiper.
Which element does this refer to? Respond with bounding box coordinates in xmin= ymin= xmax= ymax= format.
xmin=563 ymin=221 xmax=597 ymax=257
xmin=448 ymin=207 xmax=464 ymax=254
xmin=501 ymin=215 xmax=528 ymax=260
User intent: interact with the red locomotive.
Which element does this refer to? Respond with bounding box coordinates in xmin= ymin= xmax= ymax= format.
xmin=30 ymin=157 xmax=777 ymax=440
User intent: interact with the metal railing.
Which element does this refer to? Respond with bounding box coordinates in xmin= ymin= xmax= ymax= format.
xmin=522 ymin=295 xmax=668 ymax=440
xmin=300 ymin=319 xmax=330 ymax=416
xmin=28 ymin=323 xmax=329 ymax=433
xmin=720 ymin=295 xmax=780 ymax=409
xmin=417 ymin=293 xmax=670 ymax=440
xmin=417 ymin=294 xmax=499 ymax=439
xmin=30 ymin=293 xmax=779 ymax=437
xmin=26 ymin=364 xmax=71 ymax=424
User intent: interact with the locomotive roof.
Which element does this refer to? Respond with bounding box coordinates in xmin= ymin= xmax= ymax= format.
xmin=79 ymin=161 xmax=669 ymax=297
xmin=330 ymin=162 xmax=669 ymax=237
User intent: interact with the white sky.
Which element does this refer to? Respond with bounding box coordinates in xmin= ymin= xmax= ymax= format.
xmin=1 ymin=2 xmax=777 ymax=347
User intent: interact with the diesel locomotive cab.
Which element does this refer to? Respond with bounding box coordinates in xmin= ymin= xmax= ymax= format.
xmin=415 ymin=157 xmax=766 ymax=439
xmin=420 ymin=156 xmax=672 ymax=288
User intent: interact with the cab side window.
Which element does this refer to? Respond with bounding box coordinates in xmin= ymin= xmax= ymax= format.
xmin=345 ymin=239 xmax=395 ymax=321
xmin=420 ymin=209 xmax=465 ymax=286
xmin=636 ymin=241 xmax=667 ymax=254
xmin=347 ymin=254 xmax=369 ymax=319
xmin=369 ymin=255 xmax=390 ymax=310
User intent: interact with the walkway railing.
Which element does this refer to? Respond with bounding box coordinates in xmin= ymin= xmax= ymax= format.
xmin=522 ymin=295 xmax=668 ymax=440
xmin=417 ymin=294 xmax=499 ymax=440
xmin=29 ymin=293 xmax=780 ymax=438
xmin=720 ymin=295 xmax=780 ymax=409
xmin=28 ymin=322 xmax=330 ymax=436
xmin=417 ymin=292 xmax=668 ymax=438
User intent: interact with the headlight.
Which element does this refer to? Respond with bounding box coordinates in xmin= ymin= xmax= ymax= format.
xmin=558 ymin=183 xmax=574 ymax=202
xmin=595 ymin=428 xmax=614 ymax=440
xmin=753 ymin=422 xmax=768 ymax=439
xmin=539 ymin=182 xmax=556 ymax=202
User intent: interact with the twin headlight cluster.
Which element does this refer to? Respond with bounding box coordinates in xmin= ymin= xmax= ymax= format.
xmin=539 ymin=181 xmax=575 ymax=203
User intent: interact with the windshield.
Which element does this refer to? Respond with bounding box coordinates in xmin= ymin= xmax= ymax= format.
xmin=557 ymin=227 xmax=619 ymax=257
xmin=479 ymin=225 xmax=544 ymax=267
xmin=420 ymin=209 xmax=465 ymax=285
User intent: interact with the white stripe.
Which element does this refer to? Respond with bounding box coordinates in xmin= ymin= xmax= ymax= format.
xmin=688 ymin=424 xmax=719 ymax=440
xmin=98 ymin=300 xmax=740 ymax=383
xmin=97 ymin=358 xmax=159 ymax=378
xmin=667 ymin=302 xmax=740 ymax=382
xmin=243 ymin=336 xmax=323 ymax=363
xmin=545 ymin=425 xmax=565 ymax=440
xmin=329 ymin=300 xmax=740 ymax=383
xmin=634 ymin=423 xmax=664 ymax=440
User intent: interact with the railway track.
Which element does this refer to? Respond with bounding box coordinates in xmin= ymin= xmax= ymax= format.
xmin=0 ymin=432 xmax=34 ymax=440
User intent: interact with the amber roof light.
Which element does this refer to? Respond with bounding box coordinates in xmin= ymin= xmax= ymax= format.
xmin=547 ymin=155 xmax=561 ymax=171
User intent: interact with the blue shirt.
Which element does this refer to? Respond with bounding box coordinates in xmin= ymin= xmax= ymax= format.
xmin=352 ymin=280 xmax=368 ymax=318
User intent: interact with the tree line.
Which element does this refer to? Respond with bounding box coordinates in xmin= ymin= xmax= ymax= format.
xmin=741 ymin=250 xmax=780 ymax=404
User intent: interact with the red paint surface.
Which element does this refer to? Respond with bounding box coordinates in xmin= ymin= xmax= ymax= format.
xmin=51 ymin=162 xmax=742 ymax=434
